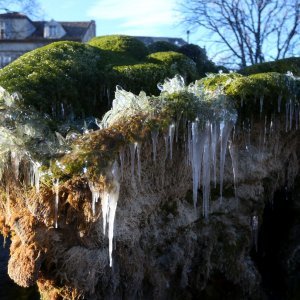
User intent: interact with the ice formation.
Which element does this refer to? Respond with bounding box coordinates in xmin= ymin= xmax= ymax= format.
xmin=53 ymin=179 xmax=59 ymax=228
xmin=88 ymin=181 xmax=100 ymax=216
xmin=100 ymin=161 xmax=120 ymax=267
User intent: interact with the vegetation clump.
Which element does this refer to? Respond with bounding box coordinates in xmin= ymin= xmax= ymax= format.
xmin=0 ymin=41 xmax=104 ymax=118
xmin=88 ymin=35 xmax=149 ymax=60
xmin=240 ymin=57 xmax=300 ymax=76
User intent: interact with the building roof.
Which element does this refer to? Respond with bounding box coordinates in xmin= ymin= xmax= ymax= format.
xmin=29 ymin=21 xmax=94 ymax=41
xmin=0 ymin=12 xmax=95 ymax=42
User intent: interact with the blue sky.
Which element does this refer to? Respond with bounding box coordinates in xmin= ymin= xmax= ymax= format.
xmin=39 ymin=0 xmax=198 ymax=44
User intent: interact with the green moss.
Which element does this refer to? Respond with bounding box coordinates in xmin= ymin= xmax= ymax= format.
xmin=240 ymin=57 xmax=300 ymax=76
xmin=199 ymin=72 xmax=300 ymax=117
xmin=88 ymin=35 xmax=148 ymax=60
xmin=111 ymin=63 xmax=169 ymax=95
xmin=0 ymin=41 xmax=105 ymax=118
xmin=147 ymin=51 xmax=198 ymax=83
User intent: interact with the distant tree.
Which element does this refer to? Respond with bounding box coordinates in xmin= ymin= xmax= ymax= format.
xmin=147 ymin=41 xmax=179 ymax=54
xmin=180 ymin=0 xmax=300 ymax=68
xmin=0 ymin=0 xmax=40 ymax=16
xmin=178 ymin=44 xmax=218 ymax=76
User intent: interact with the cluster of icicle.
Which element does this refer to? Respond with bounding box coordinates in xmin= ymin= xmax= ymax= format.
xmin=88 ymin=161 xmax=120 ymax=267
xmin=99 ymin=75 xmax=238 ymax=228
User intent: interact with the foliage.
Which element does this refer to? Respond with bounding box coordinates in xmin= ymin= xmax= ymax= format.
xmin=0 ymin=36 xmax=200 ymax=122
xmin=178 ymin=43 xmax=218 ymax=76
xmin=148 ymin=41 xmax=179 ymax=54
xmin=180 ymin=0 xmax=300 ymax=68
xmin=240 ymin=57 xmax=300 ymax=76
xmin=198 ymin=71 xmax=300 ymax=117
xmin=0 ymin=41 xmax=105 ymax=118
xmin=147 ymin=51 xmax=198 ymax=83
xmin=88 ymin=35 xmax=148 ymax=60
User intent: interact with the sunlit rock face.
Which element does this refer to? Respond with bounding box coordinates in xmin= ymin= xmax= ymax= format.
xmin=0 ymin=73 xmax=299 ymax=299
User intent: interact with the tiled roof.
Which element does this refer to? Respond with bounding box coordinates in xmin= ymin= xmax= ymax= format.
xmin=0 ymin=12 xmax=94 ymax=41
xmin=30 ymin=21 xmax=92 ymax=40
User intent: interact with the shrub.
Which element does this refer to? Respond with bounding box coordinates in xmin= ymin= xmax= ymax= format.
xmin=88 ymin=35 xmax=148 ymax=60
xmin=240 ymin=57 xmax=300 ymax=76
xmin=178 ymin=44 xmax=218 ymax=77
xmin=148 ymin=41 xmax=179 ymax=54
xmin=0 ymin=41 xmax=106 ymax=119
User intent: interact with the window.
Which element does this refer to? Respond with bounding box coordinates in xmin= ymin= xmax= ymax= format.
xmin=0 ymin=21 xmax=6 ymax=39
xmin=49 ymin=25 xmax=57 ymax=37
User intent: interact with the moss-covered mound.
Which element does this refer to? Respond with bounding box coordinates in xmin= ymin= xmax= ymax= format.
xmin=198 ymin=71 xmax=300 ymax=119
xmin=0 ymin=36 xmax=199 ymax=120
xmin=240 ymin=57 xmax=300 ymax=76
xmin=88 ymin=35 xmax=148 ymax=60
xmin=110 ymin=51 xmax=198 ymax=95
xmin=0 ymin=41 xmax=104 ymax=119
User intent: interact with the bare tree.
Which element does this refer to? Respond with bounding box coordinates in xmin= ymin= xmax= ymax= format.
xmin=0 ymin=0 xmax=41 ymax=17
xmin=179 ymin=0 xmax=300 ymax=68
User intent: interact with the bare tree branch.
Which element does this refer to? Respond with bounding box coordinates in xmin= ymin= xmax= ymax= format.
xmin=179 ymin=0 xmax=300 ymax=68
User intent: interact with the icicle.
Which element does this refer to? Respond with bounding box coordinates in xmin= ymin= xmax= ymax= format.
xmin=89 ymin=181 xmax=100 ymax=216
xmin=11 ymin=151 xmax=22 ymax=180
xmin=289 ymin=98 xmax=294 ymax=130
xmin=119 ymin=147 xmax=125 ymax=180
xmin=101 ymin=191 xmax=109 ymax=235
xmin=191 ymin=121 xmax=204 ymax=208
xmin=175 ymin=113 xmax=182 ymax=143
xmin=164 ymin=133 xmax=168 ymax=160
xmin=129 ymin=143 xmax=137 ymax=180
xmin=151 ymin=130 xmax=159 ymax=162
xmin=169 ymin=123 xmax=175 ymax=160
xmin=101 ymin=161 xmax=120 ymax=267
xmin=210 ymin=123 xmax=218 ymax=187
xmin=277 ymin=94 xmax=282 ymax=113
xmin=202 ymin=123 xmax=211 ymax=218
xmin=61 ymin=103 xmax=65 ymax=118
xmin=286 ymin=99 xmax=290 ymax=132
xmin=136 ymin=143 xmax=142 ymax=183
xmin=53 ymin=179 xmax=59 ymax=228
xmin=263 ymin=115 xmax=267 ymax=145
xmin=219 ymin=121 xmax=234 ymax=202
xmin=259 ymin=95 xmax=264 ymax=113
xmin=251 ymin=215 xmax=259 ymax=252
xmin=229 ymin=141 xmax=238 ymax=199
xmin=30 ymin=161 xmax=41 ymax=193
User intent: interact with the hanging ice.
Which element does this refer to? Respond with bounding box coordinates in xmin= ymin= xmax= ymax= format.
xmin=11 ymin=151 xmax=22 ymax=180
xmin=219 ymin=121 xmax=234 ymax=202
xmin=151 ymin=130 xmax=159 ymax=162
xmin=168 ymin=123 xmax=175 ymax=160
xmin=202 ymin=123 xmax=211 ymax=218
xmin=136 ymin=143 xmax=142 ymax=183
xmin=88 ymin=181 xmax=100 ymax=216
xmin=228 ymin=140 xmax=238 ymax=199
xmin=119 ymin=147 xmax=125 ymax=180
xmin=191 ymin=121 xmax=204 ymax=208
xmin=251 ymin=215 xmax=259 ymax=252
xmin=100 ymin=161 xmax=120 ymax=267
xmin=129 ymin=143 xmax=137 ymax=181
xmin=30 ymin=160 xmax=41 ymax=193
xmin=53 ymin=179 xmax=59 ymax=228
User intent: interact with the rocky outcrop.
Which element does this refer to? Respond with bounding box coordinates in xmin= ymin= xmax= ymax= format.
xmin=0 ymin=74 xmax=300 ymax=299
